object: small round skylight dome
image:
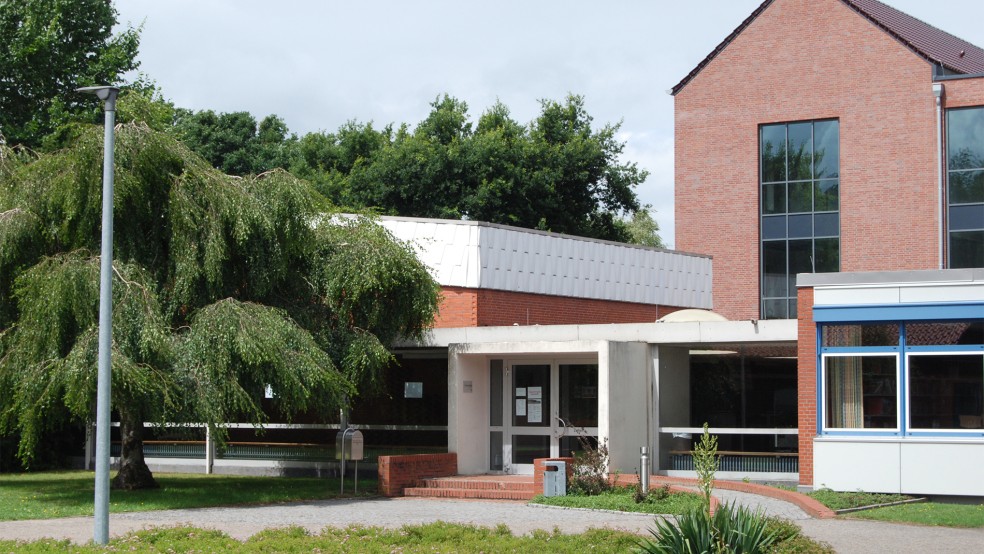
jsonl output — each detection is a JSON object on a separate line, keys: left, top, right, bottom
{"left": 657, "top": 309, "right": 728, "bottom": 323}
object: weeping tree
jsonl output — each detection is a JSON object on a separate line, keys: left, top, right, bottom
{"left": 0, "top": 118, "right": 441, "bottom": 489}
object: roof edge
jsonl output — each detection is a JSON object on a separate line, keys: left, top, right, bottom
{"left": 671, "top": 0, "right": 773, "bottom": 96}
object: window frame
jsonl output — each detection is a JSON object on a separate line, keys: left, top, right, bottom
{"left": 905, "top": 350, "right": 984, "bottom": 436}
{"left": 760, "top": 119, "right": 840, "bottom": 320}
{"left": 945, "top": 105, "right": 984, "bottom": 269}
{"left": 820, "top": 351, "right": 901, "bottom": 435}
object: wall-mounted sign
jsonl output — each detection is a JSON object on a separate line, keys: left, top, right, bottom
{"left": 404, "top": 382, "right": 423, "bottom": 398}
{"left": 516, "top": 399, "right": 527, "bottom": 416}
{"left": 463, "top": 380, "right": 473, "bottom": 393}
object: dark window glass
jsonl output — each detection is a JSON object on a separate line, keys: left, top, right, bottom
{"left": 950, "top": 170, "right": 984, "bottom": 204}
{"left": 761, "top": 120, "right": 839, "bottom": 318}
{"left": 762, "top": 216, "right": 786, "bottom": 239}
{"left": 560, "top": 364, "right": 598, "bottom": 428}
{"left": 814, "top": 238, "right": 839, "bottom": 272}
{"left": 907, "top": 321, "right": 984, "bottom": 346}
{"left": 763, "top": 299, "right": 787, "bottom": 319}
{"left": 814, "top": 120, "right": 840, "bottom": 178}
{"left": 763, "top": 241, "right": 787, "bottom": 299}
{"left": 947, "top": 108, "right": 984, "bottom": 170}
{"left": 788, "top": 123, "right": 813, "bottom": 180}
{"left": 947, "top": 107, "right": 984, "bottom": 269}
{"left": 762, "top": 183, "right": 786, "bottom": 214}
{"left": 909, "top": 354, "right": 984, "bottom": 430}
{"left": 951, "top": 230, "right": 984, "bottom": 268}
{"left": 788, "top": 239, "right": 813, "bottom": 295}
{"left": 822, "top": 323, "right": 900, "bottom": 347}
{"left": 788, "top": 182, "right": 812, "bottom": 213}
{"left": 815, "top": 179, "right": 839, "bottom": 212}
{"left": 814, "top": 213, "right": 839, "bottom": 238}
{"left": 950, "top": 204, "right": 984, "bottom": 231}
{"left": 761, "top": 125, "right": 786, "bottom": 182}
{"left": 824, "top": 355, "right": 897, "bottom": 429}
{"left": 512, "top": 435, "right": 550, "bottom": 464}
{"left": 788, "top": 214, "right": 812, "bottom": 238}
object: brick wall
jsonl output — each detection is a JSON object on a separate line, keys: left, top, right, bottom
{"left": 377, "top": 453, "right": 457, "bottom": 497}
{"left": 675, "top": 0, "right": 943, "bottom": 320}
{"left": 432, "top": 286, "right": 681, "bottom": 328}
{"left": 797, "top": 286, "right": 817, "bottom": 487}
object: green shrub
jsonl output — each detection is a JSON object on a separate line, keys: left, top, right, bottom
{"left": 637, "top": 503, "right": 784, "bottom": 554}
{"left": 569, "top": 436, "right": 613, "bottom": 496}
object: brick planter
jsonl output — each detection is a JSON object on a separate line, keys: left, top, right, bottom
{"left": 377, "top": 453, "right": 457, "bottom": 497}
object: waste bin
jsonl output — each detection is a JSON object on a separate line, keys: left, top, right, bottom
{"left": 543, "top": 461, "right": 566, "bottom": 497}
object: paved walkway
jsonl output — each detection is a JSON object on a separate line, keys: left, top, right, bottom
{"left": 2, "top": 491, "right": 984, "bottom": 552}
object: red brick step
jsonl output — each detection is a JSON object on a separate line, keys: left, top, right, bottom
{"left": 403, "top": 476, "right": 537, "bottom": 501}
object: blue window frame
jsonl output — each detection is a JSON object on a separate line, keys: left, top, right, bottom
{"left": 818, "top": 317, "right": 984, "bottom": 437}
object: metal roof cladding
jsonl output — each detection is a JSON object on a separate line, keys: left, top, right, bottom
{"left": 671, "top": 0, "right": 984, "bottom": 96}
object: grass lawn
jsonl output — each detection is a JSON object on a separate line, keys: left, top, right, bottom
{"left": 0, "top": 470, "right": 375, "bottom": 521}
{"left": 801, "top": 487, "right": 984, "bottom": 528}
{"left": 847, "top": 502, "right": 984, "bottom": 528}
{"left": 0, "top": 522, "right": 643, "bottom": 553}
{"left": 530, "top": 486, "right": 706, "bottom": 515}
{"left": 807, "top": 488, "right": 914, "bottom": 511}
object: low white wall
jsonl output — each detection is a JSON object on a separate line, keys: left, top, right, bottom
{"left": 815, "top": 438, "right": 984, "bottom": 496}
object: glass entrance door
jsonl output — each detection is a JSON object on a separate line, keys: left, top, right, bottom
{"left": 509, "top": 364, "right": 553, "bottom": 472}
{"left": 500, "top": 361, "right": 598, "bottom": 474}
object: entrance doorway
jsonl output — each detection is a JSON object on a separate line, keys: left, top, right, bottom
{"left": 490, "top": 360, "right": 598, "bottom": 474}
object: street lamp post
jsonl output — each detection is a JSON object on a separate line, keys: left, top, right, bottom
{"left": 76, "top": 85, "right": 119, "bottom": 546}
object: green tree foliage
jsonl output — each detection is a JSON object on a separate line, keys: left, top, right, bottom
{"left": 182, "top": 95, "right": 652, "bottom": 243}
{"left": 341, "top": 94, "right": 647, "bottom": 241}
{"left": 174, "top": 109, "right": 299, "bottom": 176}
{"left": 623, "top": 205, "right": 665, "bottom": 248}
{"left": 0, "top": 124, "right": 440, "bottom": 488}
{"left": 0, "top": 0, "right": 140, "bottom": 148}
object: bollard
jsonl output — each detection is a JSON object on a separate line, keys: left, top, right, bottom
{"left": 640, "top": 446, "right": 650, "bottom": 493}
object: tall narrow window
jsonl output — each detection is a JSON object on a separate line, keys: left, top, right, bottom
{"left": 947, "top": 107, "right": 984, "bottom": 269}
{"left": 760, "top": 120, "right": 840, "bottom": 319}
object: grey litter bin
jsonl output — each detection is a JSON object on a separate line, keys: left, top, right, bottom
{"left": 543, "top": 461, "right": 567, "bottom": 497}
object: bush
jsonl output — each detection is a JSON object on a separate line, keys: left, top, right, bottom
{"left": 569, "top": 436, "right": 613, "bottom": 496}
{"left": 637, "top": 503, "right": 785, "bottom": 554}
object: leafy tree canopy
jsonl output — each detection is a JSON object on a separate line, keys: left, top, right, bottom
{"left": 0, "top": 123, "right": 440, "bottom": 488}
{"left": 176, "top": 94, "right": 657, "bottom": 244}
{"left": 0, "top": 0, "right": 140, "bottom": 149}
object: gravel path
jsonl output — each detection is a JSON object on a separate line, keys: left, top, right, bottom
{"left": 2, "top": 493, "right": 984, "bottom": 552}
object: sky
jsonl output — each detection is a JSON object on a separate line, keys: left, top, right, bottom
{"left": 114, "top": 1, "right": 984, "bottom": 248}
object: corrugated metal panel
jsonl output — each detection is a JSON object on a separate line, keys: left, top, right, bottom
{"left": 381, "top": 217, "right": 712, "bottom": 309}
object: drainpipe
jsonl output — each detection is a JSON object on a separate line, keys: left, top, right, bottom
{"left": 933, "top": 82, "right": 945, "bottom": 269}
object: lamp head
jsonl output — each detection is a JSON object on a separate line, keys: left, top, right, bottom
{"left": 76, "top": 86, "right": 120, "bottom": 109}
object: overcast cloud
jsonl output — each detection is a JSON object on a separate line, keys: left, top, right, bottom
{"left": 114, "top": 1, "right": 984, "bottom": 248}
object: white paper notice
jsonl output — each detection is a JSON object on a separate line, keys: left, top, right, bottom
{"left": 516, "top": 399, "right": 527, "bottom": 416}
{"left": 516, "top": 387, "right": 527, "bottom": 397}
{"left": 527, "top": 387, "right": 543, "bottom": 422}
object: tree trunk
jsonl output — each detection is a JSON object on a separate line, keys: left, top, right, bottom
{"left": 111, "top": 412, "right": 158, "bottom": 490}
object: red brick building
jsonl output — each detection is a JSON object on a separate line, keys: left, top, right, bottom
{"left": 674, "top": 0, "right": 984, "bottom": 321}
{"left": 675, "top": 0, "right": 984, "bottom": 494}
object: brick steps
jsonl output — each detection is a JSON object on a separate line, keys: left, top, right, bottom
{"left": 403, "top": 477, "right": 537, "bottom": 501}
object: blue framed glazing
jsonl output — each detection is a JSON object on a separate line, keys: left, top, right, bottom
{"left": 816, "top": 312, "right": 984, "bottom": 438}
{"left": 819, "top": 352, "right": 902, "bottom": 436}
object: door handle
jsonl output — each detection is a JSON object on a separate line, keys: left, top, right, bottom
{"left": 554, "top": 416, "right": 568, "bottom": 438}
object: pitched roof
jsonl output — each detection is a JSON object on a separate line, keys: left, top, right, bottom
{"left": 671, "top": 0, "right": 984, "bottom": 95}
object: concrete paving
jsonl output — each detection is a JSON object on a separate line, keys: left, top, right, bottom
{"left": 2, "top": 491, "right": 984, "bottom": 552}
